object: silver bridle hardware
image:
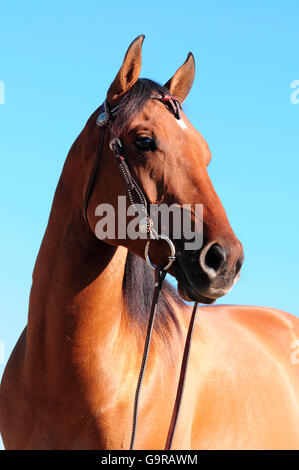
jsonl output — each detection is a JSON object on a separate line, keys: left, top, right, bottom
{"left": 109, "top": 137, "right": 122, "bottom": 151}
{"left": 145, "top": 234, "right": 176, "bottom": 272}
{"left": 109, "top": 138, "right": 176, "bottom": 273}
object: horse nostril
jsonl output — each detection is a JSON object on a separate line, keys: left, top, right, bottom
{"left": 202, "top": 243, "right": 226, "bottom": 275}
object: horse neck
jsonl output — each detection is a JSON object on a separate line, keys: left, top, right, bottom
{"left": 25, "top": 120, "right": 131, "bottom": 373}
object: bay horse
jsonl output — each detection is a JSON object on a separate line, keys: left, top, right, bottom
{"left": 0, "top": 35, "right": 299, "bottom": 450}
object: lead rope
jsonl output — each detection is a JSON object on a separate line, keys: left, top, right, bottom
{"left": 129, "top": 267, "right": 167, "bottom": 450}
{"left": 164, "top": 301, "right": 198, "bottom": 450}
{"left": 130, "top": 282, "right": 199, "bottom": 450}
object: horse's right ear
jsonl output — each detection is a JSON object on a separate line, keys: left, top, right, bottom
{"left": 107, "top": 35, "right": 145, "bottom": 107}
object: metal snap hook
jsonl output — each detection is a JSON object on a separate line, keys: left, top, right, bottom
{"left": 145, "top": 234, "right": 176, "bottom": 272}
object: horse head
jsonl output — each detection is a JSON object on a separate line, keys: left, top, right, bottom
{"left": 85, "top": 35, "right": 244, "bottom": 304}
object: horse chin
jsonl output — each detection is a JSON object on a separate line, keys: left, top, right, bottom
{"left": 177, "top": 281, "right": 216, "bottom": 304}
{"left": 171, "top": 258, "right": 216, "bottom": 304}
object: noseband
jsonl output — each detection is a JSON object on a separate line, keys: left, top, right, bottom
{"left": 83, "top": 93, "right": 199, "bottom": 450}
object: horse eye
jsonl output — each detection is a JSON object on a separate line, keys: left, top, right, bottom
{"left": 135, "top": 136, "right": 154, "bottom": 151}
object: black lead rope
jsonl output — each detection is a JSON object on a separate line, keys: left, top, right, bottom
{"left": 164, "top": 301, "right": 198, "bottom": 450}
{"left": 129, "top": 267, "right": 167, "bottom": 450}
{"left": 129, "top": 267, "right": 199, "bottom": 451}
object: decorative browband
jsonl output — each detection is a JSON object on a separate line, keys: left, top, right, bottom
{"left": 96, "top": 94, "right": 181, "bottom": 129}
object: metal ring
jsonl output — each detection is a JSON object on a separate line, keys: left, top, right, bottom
{"left": 145, "top": 234, "right": 176, "bottom": 271}
{"left": 109, "top": 137, "right": 122, "bottom": 151}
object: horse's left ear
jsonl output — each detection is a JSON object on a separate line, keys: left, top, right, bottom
{"left": 107, "top": 35, "right": 145, "bottom": 106}
{"left": 164, "top": 53, "right": 195, "bottom": 104}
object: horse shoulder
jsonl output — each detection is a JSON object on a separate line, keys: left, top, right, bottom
{"left": 179, "top": 305, "right": 299, "bottom": 449}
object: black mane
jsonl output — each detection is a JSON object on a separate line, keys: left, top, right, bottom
{"left": 122, "top": 251, "right": 185, "bottom": 341}
{"left": 111, "top": 78, "right": 175, "bottom": 135}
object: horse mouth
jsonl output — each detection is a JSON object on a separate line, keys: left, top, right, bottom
{"left": 171, "top": 260, "right": 216, "bottom": 304}
{"left": 178, "top": 281, "right": 216, "bottom": 304}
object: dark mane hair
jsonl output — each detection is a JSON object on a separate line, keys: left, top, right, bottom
{"left": 122, "top": 251, "right": 185, "bottom": 342}
{"left": 111, "top": 78, "right": 176, "bottom": 135}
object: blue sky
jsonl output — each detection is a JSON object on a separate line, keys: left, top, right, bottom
{"left": 0, "top": 0, "right": 299, "bottom": 448}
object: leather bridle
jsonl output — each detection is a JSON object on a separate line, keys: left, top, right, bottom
{"left": 83, "top": 94, "right": 199, "bottom": 450}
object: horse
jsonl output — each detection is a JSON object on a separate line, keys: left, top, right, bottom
{"left": 0, "top": 35, "right": 298, "bottom": 450}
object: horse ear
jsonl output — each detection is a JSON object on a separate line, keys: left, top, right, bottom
{"left": 107, "top": 35, "right": 145, "bottom": 106}
{"left": 164, "top": 53, "right": 195, "bottom": 104}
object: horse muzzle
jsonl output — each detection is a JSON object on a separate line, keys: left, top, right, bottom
{"left": 172, "top": 238, "right": 244, "bottom": 303}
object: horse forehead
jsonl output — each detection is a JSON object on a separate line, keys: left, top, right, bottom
{"left": 133, "top": 99, "right": 174, "bottom": 127}
{"left": 132, "top": 100, "right": 198, "bottom": 136}
{"left": 130, "top": 100, "right": 211, "bottom": 159}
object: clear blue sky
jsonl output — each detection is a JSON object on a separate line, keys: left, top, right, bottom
{"left": 0, "top": 0, "right": 298, "bottom": 448}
